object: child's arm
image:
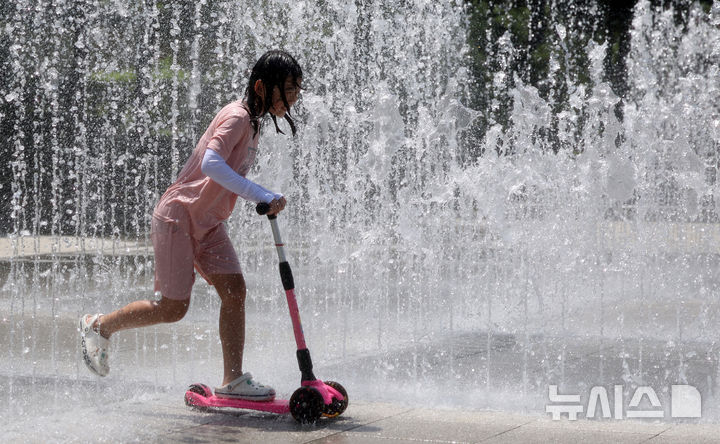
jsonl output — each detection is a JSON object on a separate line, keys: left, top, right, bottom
{"left": 201, "top": 149, "right": 282, "bottom": 203}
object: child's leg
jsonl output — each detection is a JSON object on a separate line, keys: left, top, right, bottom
{"left": 80, "top": 206, "right": 196, "bottom": 376}
{"left": 209, "top": 273, "right": 247, "bottom": 386}
{"left": 92, "top": 296, "right": 190, "bottom": 339}
{"left": 97, "top": 206, "right": 196, "bottom": 337}
{"left": 195, "top": 223, "right": 273, "bottom": 398}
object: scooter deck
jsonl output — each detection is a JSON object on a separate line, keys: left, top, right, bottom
{"left": 185, "top": 389, "right": 290, "bottom": 414}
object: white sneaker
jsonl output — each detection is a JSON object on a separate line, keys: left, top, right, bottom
{"left": 79, "top": 314, "right": 110, "bottom": 377}
{"left": 214, "top": 373, "right": 276, "bottom": 401}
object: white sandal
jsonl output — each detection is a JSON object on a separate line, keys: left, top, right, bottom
{"left": 79, "top": 314, "right": 110, "bottom": 377}
{"left": 214, "top": 372, "right": 276, "bottom": 401}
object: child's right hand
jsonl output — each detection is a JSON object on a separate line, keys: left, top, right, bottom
{"left": 267, "top": 196, "right": 286, "bottom": 216}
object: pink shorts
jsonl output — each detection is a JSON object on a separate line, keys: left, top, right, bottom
{"left": 151, "top": 204, "right": 242, "bottom": 300}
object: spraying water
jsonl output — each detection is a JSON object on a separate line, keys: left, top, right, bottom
{"left": 1, "top": 0, "right": 719, "bottom": 437}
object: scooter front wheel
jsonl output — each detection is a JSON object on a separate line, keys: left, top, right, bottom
{"left": 289, "top": 386, "right": 323, "bottom": 423}
{"left": 322, "top": 381, "right": 348, "bottom": 418}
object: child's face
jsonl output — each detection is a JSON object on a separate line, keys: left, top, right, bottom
{"left": 268, "top": 76, "right": 302, "bottom": 118}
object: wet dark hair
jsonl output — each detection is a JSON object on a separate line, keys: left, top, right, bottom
{"left": 244, "top": 50, "right": 302, "bottom": 137}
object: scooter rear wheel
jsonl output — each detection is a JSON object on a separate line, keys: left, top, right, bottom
{"left": 289, "top": 386, "right": 323, "bottom": 423}
{"left": 184, "top": 383, "right": 212, "bottom": 412}
{"left": 187, "top": 383, "right": 213, "bottom": 397}
{"left": 322, "top": 381, "right": 349, "bottom": 418}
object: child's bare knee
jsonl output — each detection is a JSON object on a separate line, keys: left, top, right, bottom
{"left": 156, "top": 298, "right": 189, "bottom": 323}
{"left": 212, "top": 274, "right": 247, "bottom": 302}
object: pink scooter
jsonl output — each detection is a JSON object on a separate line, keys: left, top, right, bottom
{"left": 184, "top": 203, "right": 348, "bottom": 423}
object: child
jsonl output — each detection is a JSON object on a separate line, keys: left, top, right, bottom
{"left": 79, "top": 49, "right": 303, "bottom": 401}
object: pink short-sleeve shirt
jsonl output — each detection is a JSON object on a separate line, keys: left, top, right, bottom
{"left": 154, "top": 101, "right": 259, "bottom": 239}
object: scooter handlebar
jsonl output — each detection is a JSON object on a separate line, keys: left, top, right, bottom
{"left": 255, "top": 202, "right": 277, "bottom": 219}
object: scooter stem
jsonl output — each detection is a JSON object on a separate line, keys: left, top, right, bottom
{"left": 258, "top": 205, "right": 317, "bottom": 382}
{"left": 268, "top": 217, "right": 288, "bottom": 263}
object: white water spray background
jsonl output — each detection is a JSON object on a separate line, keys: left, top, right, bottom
{"left": 1, "top": 0, "right": 720, "bottom": 430}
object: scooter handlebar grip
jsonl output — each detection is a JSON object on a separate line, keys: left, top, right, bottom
{"left": 255, "top": 202, "right": 277, "bottom": 220}
{"left": 256, "top": 202, "right": 270, "bottom": 215}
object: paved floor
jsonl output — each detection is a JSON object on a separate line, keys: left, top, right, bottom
{"left": 4, "top": 300, "right": 720, "bottom": 443}
{"left": 4, "top": 312, "right": 720, "bottom": 443}
{"left": 159, "top": 402, "right": 720, "bottom": 444}
{"left": 7, "top": 390, "right": 720, "bottom": 444}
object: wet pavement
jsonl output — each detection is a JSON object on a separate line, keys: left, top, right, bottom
{"left": 4, "top": 311, "right": 720, "bottom": 443}
{"left": 7, "top": 391, "right": 720, "bottom": 443}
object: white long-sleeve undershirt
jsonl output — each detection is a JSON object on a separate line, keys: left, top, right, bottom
{"left": 200, "top": 149, "right": 281, "bottom": 203}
